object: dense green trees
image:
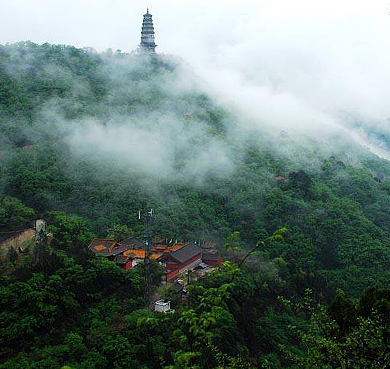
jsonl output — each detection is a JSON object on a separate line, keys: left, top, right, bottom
{"left": 0, "top": 195, "right": 34, "bottom": 231}
{"left": 286, "top": 288, "right": 390, "bottom": 368}
{"left": 2, "top": 41, "right": 390, "bottom": 367}
{"left": 0, "top": 255, "right": 147, "bottom": 368}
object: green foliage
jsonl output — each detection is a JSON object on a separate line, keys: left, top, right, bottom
{"left": 0, "top": 195, "right": 35, "bottom": 231}
{"left": 225, "top": 231, "right": 242, "bottom": 263}
{"left": 46, "top": 211, "right": 95, "bottom": 255}
{"left": 106, "top": 223, "right": 133, "bottom": 241}
{"left": 2, "top": 41, "right": 390, "bottom": 368}
{"left": 286, "top": 288, "right": 390, "bottom": 368}
{"left": 6, "top": 247, "right": 18, "bottom": 263}
{"left": 0, "top": 253, "right": 148, "bottom": 367}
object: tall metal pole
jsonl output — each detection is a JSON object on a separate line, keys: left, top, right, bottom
{"left": 139, "top": 209, "right": 153, "bottom": 308}
{"left": 145, "top": 209, "right": 153, "bottom": 261}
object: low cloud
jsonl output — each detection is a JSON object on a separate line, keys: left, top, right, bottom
{"left": 2, "top": 0, "right": 390, "bottom": 166}
{"left": 67, "top": 113, "right": 234, "bottom": 183}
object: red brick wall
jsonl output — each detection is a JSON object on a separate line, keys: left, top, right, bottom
{"left": 166, "top": 253, "right": 201, "bottom": 281}
{"left": 203, "top": 257, "right": 223, "bottom": 267}
{"left": 123, "top": 261, "right": 133, "bottom": 271}
{"left": 179, "top": 253, "right": 201, "bottom": 269}
{"left": 167, "top": 268, "right": 179, "bottom": 280}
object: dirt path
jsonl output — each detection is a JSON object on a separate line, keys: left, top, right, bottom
{"left": 148, "top": 291, "right": 161, "bottom": 310}
{"left": 0, "top": 229, "right": 35, "bottom": 258}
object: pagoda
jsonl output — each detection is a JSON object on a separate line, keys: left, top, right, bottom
{"left": 139, "top": 9, "right": 157, "bottom": 53}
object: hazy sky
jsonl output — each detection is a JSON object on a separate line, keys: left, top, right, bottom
{"left": 2, "top": 0, "right": 390, "bottom": 148}
{"left": 1, "top": 0, "right": 388, "bottom": 54}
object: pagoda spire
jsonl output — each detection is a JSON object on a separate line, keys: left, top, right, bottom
{"left": 139, "top": 9, "right": 157, "bottom": 53}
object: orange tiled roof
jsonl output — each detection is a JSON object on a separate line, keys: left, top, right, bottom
{"left": 123, "top": 249, "right": 146, "bottom": 258}
{"left": 169, "top": 243, "right": 185, "bottom": 252}
{"left": 149, "top": 243, "right": 185, "bottom": 254}
{"left": 94, "top": 244, "right": 106, "bottom": 252}
{"left": 123, "top": 249, "right": 162, "bottom": 260}
{"left": 88, "top": 238, "right": 120, "bottom": 257}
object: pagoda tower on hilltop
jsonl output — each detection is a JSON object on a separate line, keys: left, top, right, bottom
{"left": 139, "top": 9, "right": 157, "bottom": 53}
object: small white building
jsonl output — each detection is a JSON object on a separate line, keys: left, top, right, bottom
{"left": 155, "top": 300, "right": 171, "bottom": 313}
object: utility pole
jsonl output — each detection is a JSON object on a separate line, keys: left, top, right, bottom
{"left": 139, "top": 209, "right": 153, "bottom": 307}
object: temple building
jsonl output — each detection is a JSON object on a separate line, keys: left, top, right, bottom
{"left": 88, "top": 237, "right": 222, "bottom": 277}
{"left": 139, "top": 9, "right": 157, "bottom": 53}
{"left": 159, "top": 243, "right": 202, "bottom": 281}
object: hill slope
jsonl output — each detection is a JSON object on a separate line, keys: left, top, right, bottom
{"left": 3, "top": 41, "right": 390, "bottom": 369}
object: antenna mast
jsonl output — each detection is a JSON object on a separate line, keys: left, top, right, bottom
{"left": 138, "top": 209, "right": 154, "bottom": 308}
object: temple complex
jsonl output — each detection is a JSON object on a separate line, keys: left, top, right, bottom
{"left": 88, "top": 237, "right": 223, "bottom": 279}
{"left": 139, "top": 9, "right": 157, "bottom": 53}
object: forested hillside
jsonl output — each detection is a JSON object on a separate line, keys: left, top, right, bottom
{"left": 1, "top": 42, "right": 390, "bottom": 368}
